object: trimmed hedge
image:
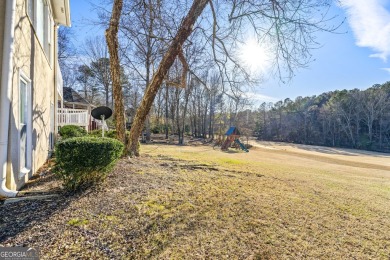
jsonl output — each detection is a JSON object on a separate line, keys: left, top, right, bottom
{"left": 59, "top": 125, "right": 87, "bottom": 139}
{"left": 89, "top": 129, "right": 117, "bottom": 139}
{"left": 89, "top": 129, "right": 132, "bottom": 141}
{"left": 55, "top": 137, "right": 124, "bottom": 191}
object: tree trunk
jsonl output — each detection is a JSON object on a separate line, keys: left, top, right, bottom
{"left": 105, "top": 0, "right": 125, "bottom": 144}
{"left": 180, "top": 97, "right": 190, "bottom": 144}
{"left": 210, "top": 95, "right": 216, "bottom": 140}
{"left": 127, "top": 0, "right": 210, "bottom": 156}
{"left": 165, "top": 84, "right": 169, "bottom": 139}
{"left": 105, "top": 86, "right": 110, "bottom": 107}
{"left": 145, "top": 34, "right": 152, "bottom": 142}
{"left": 178, "top": 83, "right": 191, "bottom": 145}
{"left": 175, "top": 91, "right": 182, "bottom": 144}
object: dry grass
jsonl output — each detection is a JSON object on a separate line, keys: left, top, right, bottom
{"left": 1, "top": 143, "right": 390, "bottom": 259}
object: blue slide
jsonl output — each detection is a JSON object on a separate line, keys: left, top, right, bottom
{"left": 234, "top": 139, "right": 249, "bottom": 152}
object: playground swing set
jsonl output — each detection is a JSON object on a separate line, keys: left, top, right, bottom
{"left": 221, "top": 126, "right": 249, "bottom": 152}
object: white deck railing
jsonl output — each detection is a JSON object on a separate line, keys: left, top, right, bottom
{"left": 57, "top": 108, "right": 89, "bottom": 127}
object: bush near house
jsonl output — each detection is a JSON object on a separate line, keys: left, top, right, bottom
{"left": 89, "top": 129, "right": 118, "bottom": 139}
{"left": 59, "top": 125, "right": 87, "bottom": 139}
{"left": 55, "top": 137, "right": 124, "bottom": 191}
{"left": 89, "top": 129, "right": 132, "bottom": 144}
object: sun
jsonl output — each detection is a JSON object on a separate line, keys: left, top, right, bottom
{"left": 239, "top": 39, "right": 271, "bottom": 74}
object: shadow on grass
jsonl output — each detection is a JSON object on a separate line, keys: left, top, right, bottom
{"left": 0, "top": 173, "right": 89, "bottom": 244}
{"left": 0, "top": 194, "right": 68, "bottom": 243}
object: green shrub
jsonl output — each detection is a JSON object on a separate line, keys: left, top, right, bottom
{"left": 89, "top": 129, "right": 131, "bottom": 144}
{"left": 89, "top": 129, "right": 117, "bottom": 138}
{"left": 59, "top": 125, "right": 87, "bottom": 139}
{"left": 55, "top": 136, "right": 124, "bottom": 191}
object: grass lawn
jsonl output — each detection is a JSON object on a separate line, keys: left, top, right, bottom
{"left": 1, "top": 143, "right": 390, "bottom": 259}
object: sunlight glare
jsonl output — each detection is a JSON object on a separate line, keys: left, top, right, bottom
{"left": 239, "top": 39, "right": 271, "bottom": 75}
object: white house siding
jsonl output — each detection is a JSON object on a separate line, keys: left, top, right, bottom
{"left": 6, "top": 0, "right": 56, "bottom": 190}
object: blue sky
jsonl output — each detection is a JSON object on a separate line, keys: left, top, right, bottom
{"left": 69, "top": 0, "right": 390, "bottom": 104}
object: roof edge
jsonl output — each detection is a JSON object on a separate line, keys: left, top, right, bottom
{"left": 51, "top": 0, "right": 71, "bottom": 27}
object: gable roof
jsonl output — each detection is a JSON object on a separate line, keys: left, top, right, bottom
{"left": 63, "top": 87, "right": 89, "bottom": 105}
{"left": 225, "top": 126, "right": 240, "bottom": 136}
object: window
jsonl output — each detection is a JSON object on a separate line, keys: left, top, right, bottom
{"left": 27, "top": 0, "right": 34, "bottom": 18}
{"left": 26, "top": 0, "right": 53, "bottom": 63}
{"left": 19, "top": 71, "right": 32, "bottom": 178}
{"left": 45, "top": 6, "right": 53, "bottom": 63}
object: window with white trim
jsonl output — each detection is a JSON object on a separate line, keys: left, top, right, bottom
{"left": 26, "top": 0, "right": 53, "bottom": 64}
{"left": 19, "top": 71, "right": 32, "bottom": 178}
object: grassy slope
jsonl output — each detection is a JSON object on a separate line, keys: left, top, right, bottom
{"left": 1, "top": 144, "right": 390, "bottom": 259}
{"left": 139, "top": 145, "right": 390, "bottom": 259}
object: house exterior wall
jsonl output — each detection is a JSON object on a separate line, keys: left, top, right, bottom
{"left": 6, "top": 0, "right": 56, "bottom": 190}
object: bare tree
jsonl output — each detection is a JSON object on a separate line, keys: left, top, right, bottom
{"left": 58, "top": 27, "right": 77, "bottom": 89}
{"left": 106, "top": 0, "right": 126, "bottom": 144}
{"left": 76, "top": 64, "right": 97, "bottom": 103}
{"left": 359, "top": 87, "right": 388, "bottom": 144}
{"left": 84, "top": 37, "right": 113, "bottom": 107}
{"left": 102, "top": 0, "right": 340, "bottom": 155}
{"left": 127, "top": 0, "right": 210, "bottom": 156}
{"left": 58, "top": 27, "right": 76, "bottom": 69}
{"left": 120, "top": 0, "right": 168, "bottom": 142}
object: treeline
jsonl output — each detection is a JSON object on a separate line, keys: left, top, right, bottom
{"left": 256, "top": 82, "right": 390, "bottom": 152}
{"left": 146, "top": 74, "right": 255, "bottom": 144}
{"left": 57, "top": 1, "right": 390, "bottom": 153}
{"left": 58, "top": 27, "right": 256, "bottom": 145}
{"left": 59, "top": 24, "right": 390, "bottom": 152}
{"left": 60, "top": 22, "right": 390, "bottom": 153}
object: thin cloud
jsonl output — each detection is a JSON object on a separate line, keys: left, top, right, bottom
{"left": 339, "top": 0, "right": 390, "bottom": 61}
{"left": 381, "top": 67, "right": 390, "bottom": 73}
{"left": 245, "top": 92, "right": 279, "bottom": 103}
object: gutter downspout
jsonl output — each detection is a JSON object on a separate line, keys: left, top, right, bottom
{"left": 0, "top": 0, "right": 18, "bottom": 197}
{"left": 53, "top": 24, "right": 58, "bottom": 147}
